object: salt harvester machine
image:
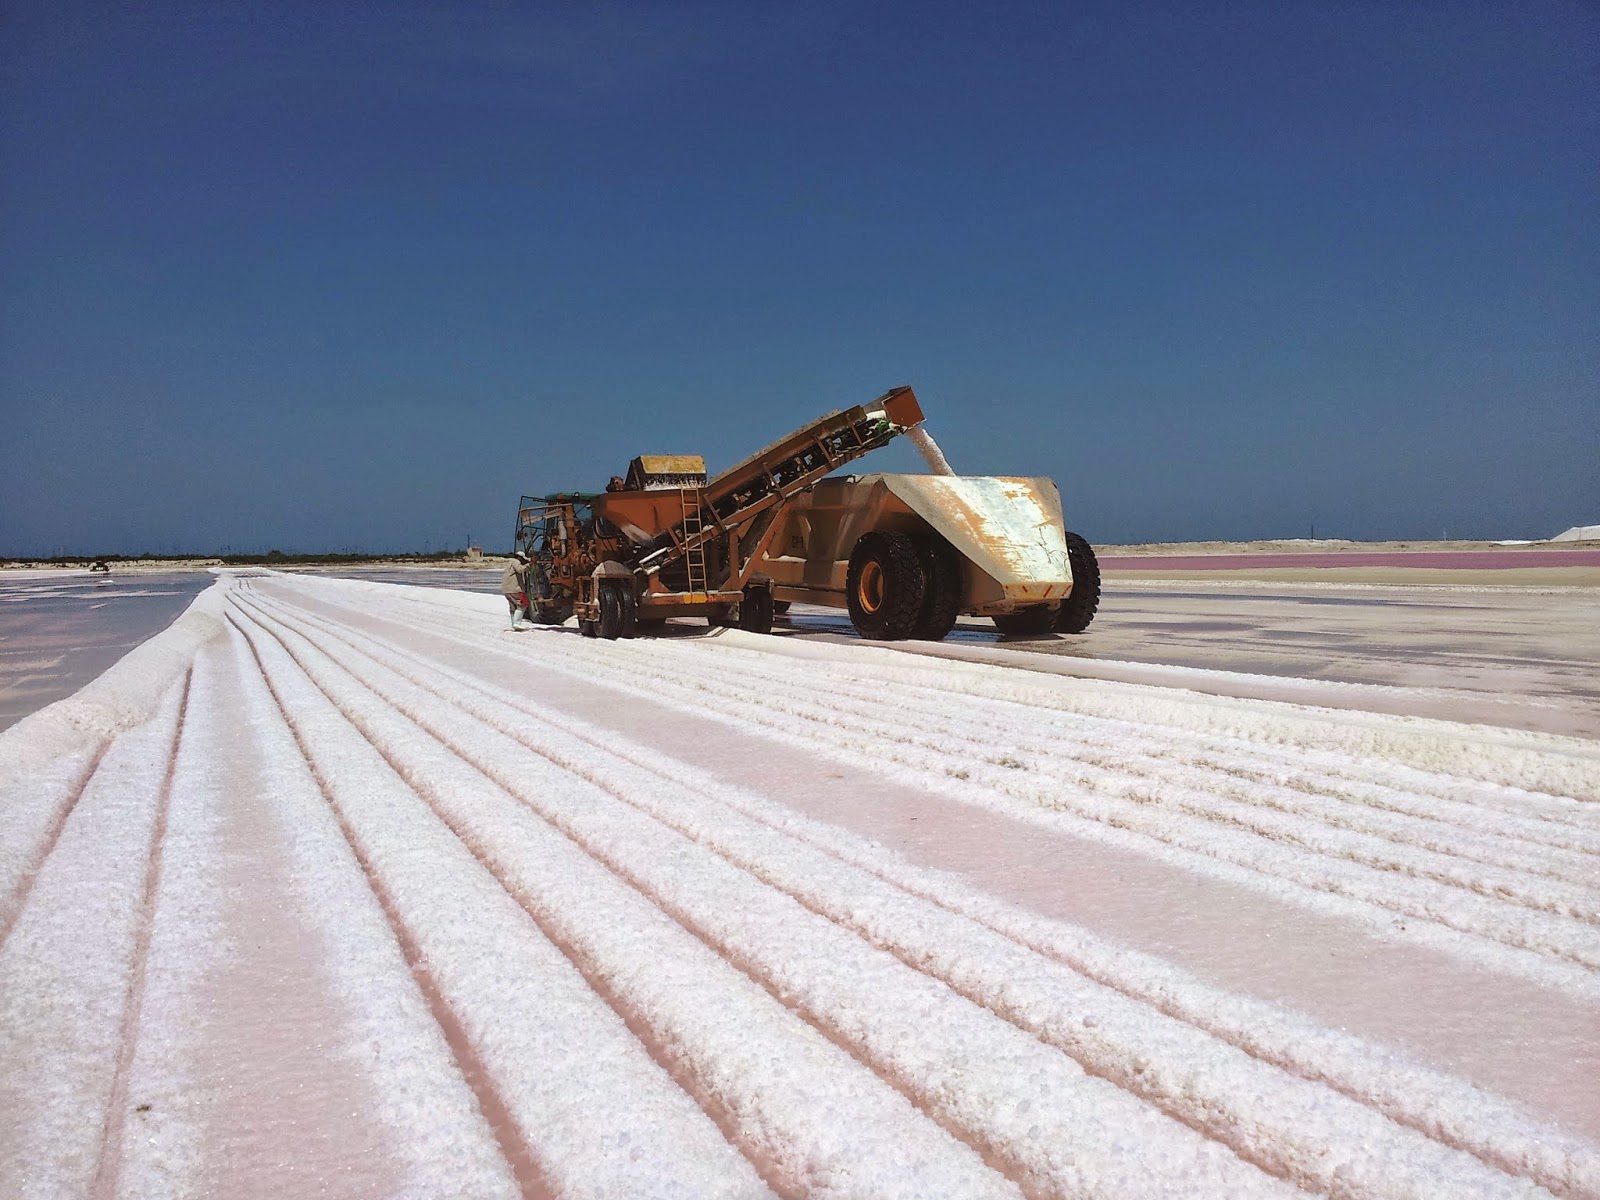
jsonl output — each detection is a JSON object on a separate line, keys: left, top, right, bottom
{"left": 512, "top": 386, "right": 1100, "bottom": 640}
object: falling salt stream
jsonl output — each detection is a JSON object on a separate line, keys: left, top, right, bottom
{"left": 908, "top": 424, "right": 956, "bottom": 475}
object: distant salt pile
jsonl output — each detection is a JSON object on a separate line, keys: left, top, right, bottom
{"left": 1551, "top": 524, "right": 1600, "bottom": 542}
{"left": 907, "top": 425, "right": 955, "bottom": 476}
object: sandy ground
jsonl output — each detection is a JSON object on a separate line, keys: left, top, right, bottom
{"left": 2, "top": 570, "right": 1597, "bottom": 1198}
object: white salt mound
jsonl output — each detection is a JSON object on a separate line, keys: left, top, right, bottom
{"left": 1550, "top": 524, "right": 1600, "bottom": 542}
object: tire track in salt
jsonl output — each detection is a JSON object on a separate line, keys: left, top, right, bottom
{"left": 232, "top": 595, "right": 1007, "bottom": 1200}
{"left": 239, "top": 587, "right": 1591, "bottom": 1200}
{"left": 236, "top": 589, "right": 1296, "bottom": 1200}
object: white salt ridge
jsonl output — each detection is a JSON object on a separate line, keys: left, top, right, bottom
{"left": 308, "top": 577, "right": 1599, "bottom": 997}
{"left": 234, "top": 597, "right": 1015, "bottom": 1199}
{"left": 238, "top": 592, "right": 1289, "bottom": 1198}
{"left": 108, "top": 643, "right": 233, "bottom": 1200}
{"left": 248, "top": 584, "right": 1599, "bottom": 1200}
{"left": 228, "top": 610, "right": 770, "bottom": 1199}
{"left": 591, "top": 632, "right": 1598, "bottom": 913}
{"left": 0, "top": 680, "right": 184, "bottom": 1199}
{"left": 222, "top": 627, "right": 521, "bottom": 1200}
{"left": 5, "top": 571, "right": 1597, "bottom": 1198}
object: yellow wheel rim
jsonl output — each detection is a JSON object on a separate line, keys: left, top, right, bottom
{"left": 858, "top": 560, "right": 884, "bottom": 614}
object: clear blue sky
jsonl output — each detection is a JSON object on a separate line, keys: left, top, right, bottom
{"left": 2, "top": 1, "right": 1595, "bottom": 554}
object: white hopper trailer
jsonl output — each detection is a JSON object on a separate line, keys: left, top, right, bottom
{"left": 754, "top": 470, "right": 1100, "bottom": 640}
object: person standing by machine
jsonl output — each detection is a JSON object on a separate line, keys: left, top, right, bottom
{"left": 501, "top": 551, "right": 532, "bottom": 630}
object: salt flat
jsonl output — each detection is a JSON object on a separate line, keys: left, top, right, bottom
{"left": 1, "top": 571, "right": 1597, "bottom": 1198}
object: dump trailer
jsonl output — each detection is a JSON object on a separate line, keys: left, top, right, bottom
{"left": 755, "top": 473, "right": 1100, "bottom": 639}
{"left": 512, "top": 385, "right": 1099, "bottom": 640}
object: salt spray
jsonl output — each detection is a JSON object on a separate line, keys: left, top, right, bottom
{"left": 907, "top": 425, "right": 955, "bottom": 476}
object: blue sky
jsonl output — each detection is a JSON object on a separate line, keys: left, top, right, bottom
{"left": 2, "top": 1, "right": 1595, "bottom": 553}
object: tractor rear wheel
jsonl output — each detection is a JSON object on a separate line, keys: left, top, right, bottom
{"left": 1053, "top": 532, "right": 1101, "bottom": 633}
{"left": 993, "top": 607, "right": 1056, "bottom": 636}
{"left": 846, "top": 531, "right": 925, "bottom": 640}
{"left": 738, "top": 585, "right": 775, "bottom": 634}
{"left": 910, "top": 534, "right": 962, "bottom": 641}
{"left": 597, "top": 582, "right": 635, "bottom": 640}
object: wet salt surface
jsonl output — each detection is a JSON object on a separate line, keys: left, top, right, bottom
{"left": 0, "top": 571, "right": 214, "bottom": 731}
{"left": 781, "top": 583, "right": 1600, "bottom": 737}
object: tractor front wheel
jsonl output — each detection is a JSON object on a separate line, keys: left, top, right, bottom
{"left": 846, "top": 531, "right": 926, "bottom": 641}
{"left": 738, "top": 585, "right": 775, "bottom": 634}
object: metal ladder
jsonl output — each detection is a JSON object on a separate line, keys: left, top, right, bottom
{"left": 679, "top": 487, "right": 707, "bottom": 594}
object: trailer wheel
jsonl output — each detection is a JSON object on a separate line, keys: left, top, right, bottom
{"left": 847, "top": 531, "right": 926, "bottom": 640}
{"left": 738, "top": 585, "right": 775, "bottom": 634}
{"left": 597, "top": 582, "right": 635, "bottom": 640}
{"left": 1054, "top": 532, "right": 1101, "bottom": 633}
{"left": 910, "top": 535, "right": 962, "bottom": 641}
{"left": 993, "top": 607, "right": 1055, "bottom": 636}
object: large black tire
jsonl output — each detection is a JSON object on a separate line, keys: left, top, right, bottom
{"left": 1054, "top": 532, "right": 1101, "bottom": 633}
{"left": 993, "top": 607, "right": 1056, "bottom": 636}
{"left": 910, "top": 535, "right": 962, "bottom": 641}
{"left": 846, "top": 531, "right": 926, "bottom": 640}
{"left": 597, "top": 582, "right": 635, "bottom": 640}
{"left": 738, "top": 585, "right": 775, "bottom": 634}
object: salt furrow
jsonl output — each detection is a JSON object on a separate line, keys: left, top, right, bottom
{"left": 247, "top": 578, "right": 1600, "bottom": 1193}
{"left": 0, "top": 740, "right": 104, "bottom": 946}
{"left": 108, "top": 636, "right": 413, "bottom": 1198}
{"left": 253, "top": 588, "right": 1596, "bottom": 1200}
{"left": 676, "top": 629, "right": 1600, "bottom": 799}
{"left": 294, "top": 576, "right": 1600, "bottom": 855}
{"left": 527, "top": 636, "right": 1600, "bottom": 974}
{"left": 97, "top": 647, "right": 228, "bottom": 1200}
{"left": 288, "top": 573, "right": 1598, "bottom": 837}
{"left": 550, "top": 632, "right": 1598, "bottom": 904}
{"left": 298, "top": 589, "right": 1596, "bottom": 991}
{"left": 0, "top": 678, "right": 185, "bottom": 1200}
{"left": 224, "top": 626, "right": 523, "bottom": 1200}
{"left": 657, "top": 643, "right": 1600, "bottom": 881}
{"left": 227, "top": 608, "right": 770, "bottom": 1200}
{"left": 240, "top": 595, "right": 1295, "bottom": 1200}
{"left": 232, "top": 599, "right": 1014, "bottom": 1200}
